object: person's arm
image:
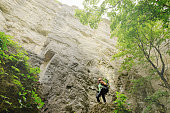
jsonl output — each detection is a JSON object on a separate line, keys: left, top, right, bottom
{"left": 100, "top": 80, "right": 107, "bottom": 86}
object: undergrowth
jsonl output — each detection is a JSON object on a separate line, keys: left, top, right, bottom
{"left": 0, "top": 32, "right": 44, "bottom": 113}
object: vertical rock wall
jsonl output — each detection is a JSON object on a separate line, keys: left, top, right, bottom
{"left": 0, "top": 0, "right": 169, "bottom": 113}
{"left": 0, "top": 0, "right": 118, "bottom": 112}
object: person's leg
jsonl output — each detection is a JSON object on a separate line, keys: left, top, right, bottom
{"left": 102, "top": 94, "right": 106, "bottom": 103}
{"left": 101, "top": 88, "right": 107, "bottom": 102}
{"left": 96, "top": 91, "right": 102, "bottom": 102}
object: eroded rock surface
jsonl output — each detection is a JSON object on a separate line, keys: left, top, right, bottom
{"left": 0, "top": 0, "right": 169, "bottom": 113}
{"left": 0, "top": 0, "right": 117, "bottom": 112}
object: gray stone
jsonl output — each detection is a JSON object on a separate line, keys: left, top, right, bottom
{"left": 0, "top": 0, "right": 169, "bottom": 113}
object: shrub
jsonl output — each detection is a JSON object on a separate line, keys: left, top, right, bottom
{"left": 0, "top": 32, "right": 44, "bottom": 113}
{"left": 113, "top": 92, "right": 131, "bottom": 113}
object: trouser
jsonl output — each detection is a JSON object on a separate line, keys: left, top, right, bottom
{"left": 96, "top": 88, "right": 108, "bottom": 103}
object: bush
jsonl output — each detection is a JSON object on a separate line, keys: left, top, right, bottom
{"left": 113, "top": 92, "right": 131, "bottom": 113}
{"left": 0, "top": 32, "right": 44, "bottom": 113}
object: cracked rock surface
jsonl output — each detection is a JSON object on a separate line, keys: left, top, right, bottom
{"left": 1, "top": 0, "right": 169, "bottom": 113}
{"left": 0, "top": 0, "right": 118, "bottom": 112}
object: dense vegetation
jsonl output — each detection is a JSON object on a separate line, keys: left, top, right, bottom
{"left": 113, "top": 92, "right": 131, "bottom": 113}
{"left": 0, "top": 32, "right": 44, "bottom": 113}
{"left": 75, "top": 0, "right": 169, "bottom": 89}
{"left": 75, "top": 0, "right": 169, "bottom": 112}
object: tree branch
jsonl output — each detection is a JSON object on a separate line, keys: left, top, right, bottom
{"left": 153, "top": 48, "right": 159, "bottom": 67}
{"left": 104, "top": 0, "right": 123, "bottom": 10}
{"left": 136, "top": 28, "right": 169, "bottom": 89}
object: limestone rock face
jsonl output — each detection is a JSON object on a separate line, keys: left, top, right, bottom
{"left": 0, "top": 0, "right": 117, "bottom": 112}
{"left": 1, "top": 0, "right": 169, "bottom": 113}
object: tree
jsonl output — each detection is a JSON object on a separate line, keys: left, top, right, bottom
{"left": 75, "top": 0, "right": 169, "bottom": 89}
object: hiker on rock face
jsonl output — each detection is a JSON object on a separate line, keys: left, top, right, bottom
{"left": 96, "top": 77, "right": 109, "bottom": 103}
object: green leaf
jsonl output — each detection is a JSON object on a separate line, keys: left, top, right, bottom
{"left": 23, "top": 96, "right": 26, "bottom": 102}
{"left": 21, "top": 74, "right": 25, "bottom": 76}
{"left": 13, "top": 75, "right": 18, "bottom": 79}
{"left": 0, "top": 95, "right": 9, "bottom": 99}
{"left": 13, "top": 79, "right": 22, "bottom": 87}
{"left": 11, "top": 66, "right": 20, "bottom": 72}
{"left": 8, "top": 56, "right": 14, "bottom": 61}
{"left": 4, "top": 100, "right": 12, "bottom": 105}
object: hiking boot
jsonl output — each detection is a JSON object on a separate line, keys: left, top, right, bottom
{"left": 98, "top": 102, "right": 102, "bottom": 104}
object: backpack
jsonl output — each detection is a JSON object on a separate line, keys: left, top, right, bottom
{"left": 103, "top": 78, "right": 110, "bottom": 89}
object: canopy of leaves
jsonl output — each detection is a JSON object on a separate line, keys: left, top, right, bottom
{"left": 0, "top": 32, "right": 44, "bottom": 113}
{"left": 75, "top": 0, "right": 169, "bottom": 88}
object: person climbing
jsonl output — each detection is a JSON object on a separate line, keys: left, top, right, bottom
{"left": 96, "top": 77, "right": 109, "bottom": 103}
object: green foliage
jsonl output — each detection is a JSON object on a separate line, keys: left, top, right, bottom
{"left": 129, "top": 75, "right": 169, "bottom": 112}
{"left": 129, "top": 76, "right": 152, "bottom": 94}
{"left": 144, "top": 90, "right": 169, "bottom": 113}
{"left": 75, "top": 0, "right": 106, "bottom": 28}
{"left": 113, "top": 92, "right": 131, "bottom": 113}
{"left": 0, "top": 32, "right": 10, "bottom": 51}
{"left": 76, "top": 0, "right": 170, "bottom": 88}
{"left": 0, "top": 32, "right": 44, "bottom": 113}
{"left": 145, "top": 90, "right": 169, "bottom": 103}
{"left": 32, "top": 90, "right": 44, "bottom": 109}
{"left": 129, "top": 77, "right": 145, "bottom": 94}
{"left": 55, "top": 0, "right": 59, "bottom": 3}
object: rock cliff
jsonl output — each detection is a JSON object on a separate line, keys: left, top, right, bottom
{"left": 0, "top": 0, "right": 169, "bottom": 113}
{"left": 0, "top": 0, "right": 117, "bottom": 112}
